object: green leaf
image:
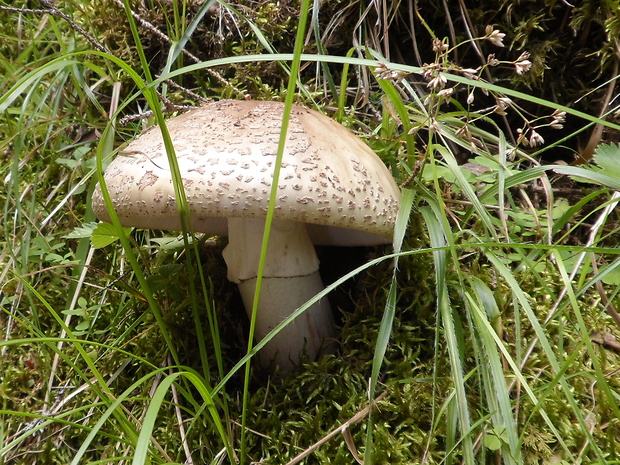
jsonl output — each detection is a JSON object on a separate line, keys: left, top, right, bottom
{"left": 55, "top": 157, "right": 80, "bottom": 169}
{"left": 484, "top": 434, "right": 502, "bottom": 451}
{"left": 484, "top": 426, "right": 508, "bottom": 451}
{"left": 91, "top": 222, "right": 133, "bottom": 249}
{"left": 64, "top": 222, "right": 99, "bottom": 239}
{"left": 593, "top": 143, "right": 620, "bottom": 178}
{"left": 75, "top": 321, "right": 91, "bottom": 332}
{"left": 149, "top": 236, "right": 195, "bottom": 250}
{"left": 601, "top": 264, "right": 620, "bottom": 285}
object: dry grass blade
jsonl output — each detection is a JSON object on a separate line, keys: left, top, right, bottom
{"left": 284, "top": 391, "right": 388, "bottom": 465}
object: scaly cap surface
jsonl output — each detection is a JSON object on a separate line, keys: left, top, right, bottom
{"left": 92, "top": 100, "right": 400, "bottom": 245}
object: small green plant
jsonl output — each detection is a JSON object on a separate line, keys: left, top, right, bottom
{"left": 61, "top": 296, "right": 109, "bottom": 336}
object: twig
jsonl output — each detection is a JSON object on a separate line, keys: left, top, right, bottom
{"left": 0, "top": 1, "right": 112, "bottom": 54}
{"left": 572, "top": 56, "right": 619, "bottom": 165}
{"left": 110, "top": 0, "right": 247, "bottom": 99}
{"left": 590, "top": 332, "right": 620, "bottom": 354}
{"left": 169, "top": 359, "right": 194, "bottom": 465}
{"left": 43, "top": 246, "right": 95, "bottom": 411}
{"left": 2, "top": 2, "right": 246, "bottom": 102}
{"left": 589, "top": 254, "right": 620, "bottom": 330}
{"left": 160, "top": 76, "right": 211, "bottom": 104}
{"left": 284, "top": 390, "right": 389, "bottom": 465}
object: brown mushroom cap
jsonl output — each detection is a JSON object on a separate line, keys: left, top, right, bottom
{"left": 92, "top": 99, "right": 400, "bottom": 245}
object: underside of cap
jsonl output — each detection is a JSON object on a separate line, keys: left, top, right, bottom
{"left": 92, "top": 100, "right": 400, "bottom": 246}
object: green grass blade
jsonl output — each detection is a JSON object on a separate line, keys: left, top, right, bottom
{"left": 364, "top": 188, "right": 413, "bottom": 465}
{"left": 239, "top": 1, "right": 313, "bottom": 462}
{"left": 132, "top": 370, "right": 232, "bottom": 465}
{"left": 464, "top": 276, "right": 521, "bottom": 463}
{"left": 421, "top": 201, "right": 475, "bottom": 464}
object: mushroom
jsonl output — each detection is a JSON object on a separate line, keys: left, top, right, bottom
{"left": 92, "top": 100, "right": 400, "bottom": 370}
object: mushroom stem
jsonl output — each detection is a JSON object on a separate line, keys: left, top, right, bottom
{"left": 222, "top": 218, "right": 335, "bottom": 369}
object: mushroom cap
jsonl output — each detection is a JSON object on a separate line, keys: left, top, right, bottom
{"left": 92, "top": 100, "right": 400, "bottom": 246}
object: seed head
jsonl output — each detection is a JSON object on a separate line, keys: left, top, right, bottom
{"left": 432, "top": 38, "right": 449, "bottom": 53}
{"left": 375, "top": 62, "right": 409, "bottom": 82}
{"left": 438, "top": 87, "right": 454, "bottom": 98}
{"left": 460, "top": 67, "right": 480, "bottom": 80}
{"left": 515, "top": 52, "right": 532, "bottom": 75}
{"left": 485, "top": 25, "right": 506, "bottom": 47}
{"left": 529, "top": 130, "right": 544, "bottom": 146}
{"left": 427, "top": 73, "right": 447, "bottom": 89}
{"left": 487, "top": 54, "right": 500, "bottom": 66}
{"left": 494, "top": 97, "right": 513, "bottom": 115}
{"left": 550, "top": 110, "right": 566, "bottom": 129}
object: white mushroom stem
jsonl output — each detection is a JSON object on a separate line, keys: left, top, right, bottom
{"left": 222, "top": 217, "right": 335, "bottom": 369}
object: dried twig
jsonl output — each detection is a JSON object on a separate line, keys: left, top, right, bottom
{"left": 590, "top": 332, "right": 620, "bottom": 354}
{"left": 110, "top": 0, "right": 246, "bottom": 99}
{"left": 572, "top": 56, "right": 619, "bottom": 165}
{"left": 284, "top": 390, "right": 389, "bottom": 465}
{"left": 0, "top": 1, "right": 112, "bottom": 54}
{"left": 2, "top": 1, "right": 247, "bottom": 103}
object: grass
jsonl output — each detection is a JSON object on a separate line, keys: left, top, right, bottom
{"left": 2, "top": 1, "right": 620, "bottom": 464}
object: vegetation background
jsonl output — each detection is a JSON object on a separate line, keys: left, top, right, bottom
{"left": 2, "top": 1, "right": 620, "bottom": 464}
